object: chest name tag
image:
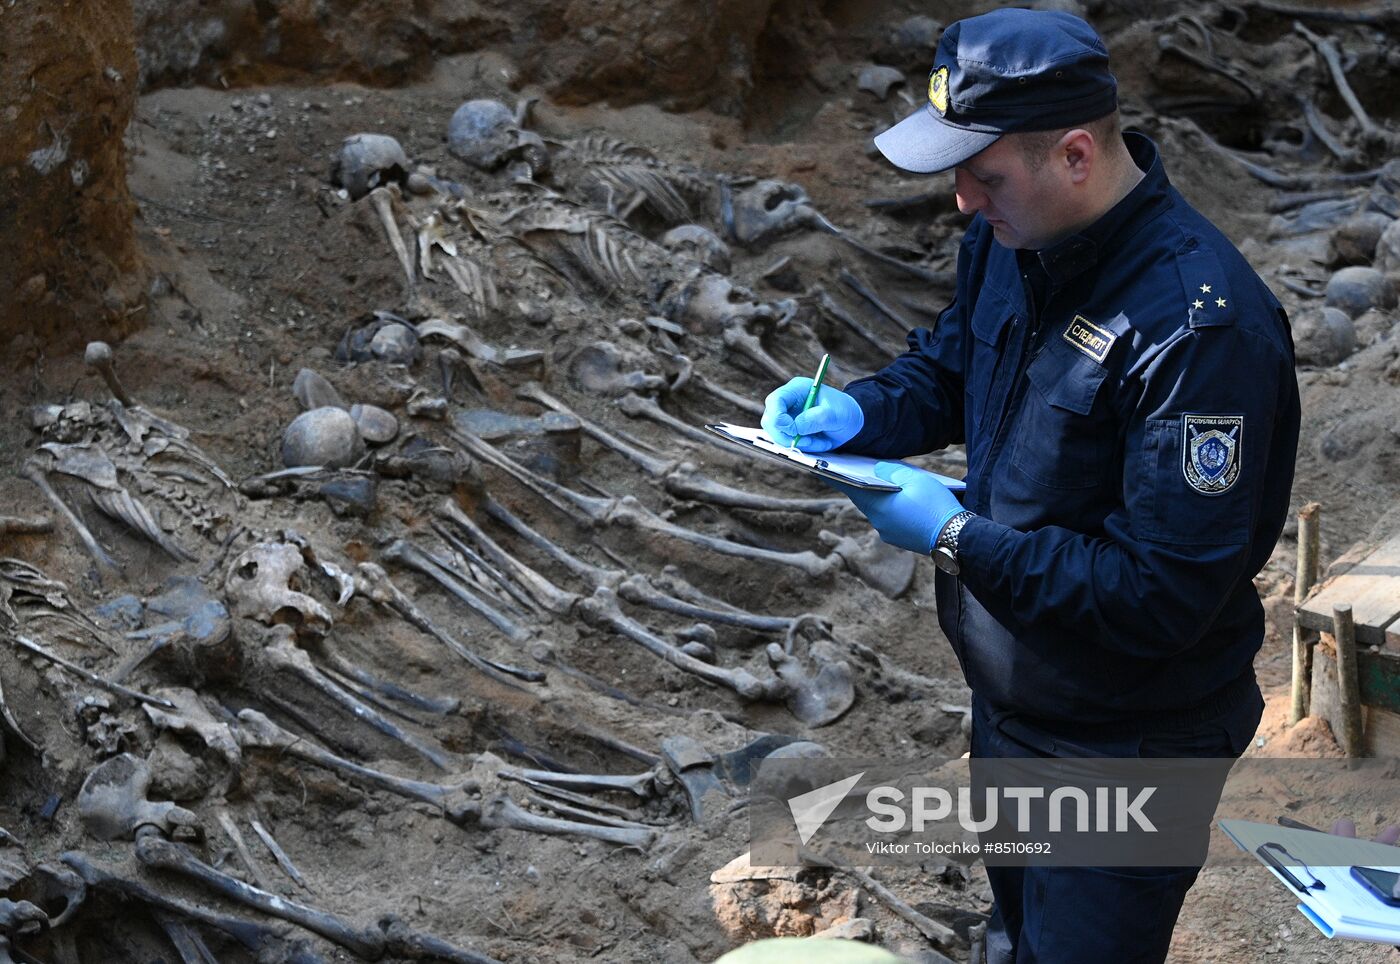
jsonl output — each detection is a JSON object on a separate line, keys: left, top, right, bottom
{"left": 1062, "top": 315, "right": 1115, "bottom": 363}
{"left": 1183, "top": 414, "right": 1243, "bottom": 495}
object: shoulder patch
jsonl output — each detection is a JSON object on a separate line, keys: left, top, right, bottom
{"left": 1062, "top": 314, "right": 1115, "bottom": 363}
{"left": 1175, "top": 242, "right": 1235, "bottom": 329}
{"left": 1182, "top": 414, "right": 1243, "bottom": 494}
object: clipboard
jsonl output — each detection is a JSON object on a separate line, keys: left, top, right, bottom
{"left": 1220, "top": 818, "right": 1400, "bottom": 944}
{"left": 704, "top": 423, "right": 966, "bottom": 494}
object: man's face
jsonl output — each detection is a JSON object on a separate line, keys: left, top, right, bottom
{"left": 952, "top": 135, "right": 1067, "bottom": 250}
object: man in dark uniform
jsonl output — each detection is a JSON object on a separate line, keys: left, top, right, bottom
{"left": 760, "top": 8, "right": 1300, "bottom": 962}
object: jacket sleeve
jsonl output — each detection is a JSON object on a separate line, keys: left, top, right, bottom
{"left": 838, "top": 239, "right": 973, "bottom": 458}
{"left": 955, "top": 321, "right": 1299, "bottom": 660}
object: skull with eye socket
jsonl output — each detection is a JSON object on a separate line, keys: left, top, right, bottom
{"left": 224, "top": 542, "right": 333, "bottom": 640}
{"left": 447, "top": 99, "right": 549, "bottom": 176}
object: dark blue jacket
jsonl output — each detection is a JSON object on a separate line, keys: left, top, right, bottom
{"left": 843, "top": 133, "right": 1300, "bottom": 726}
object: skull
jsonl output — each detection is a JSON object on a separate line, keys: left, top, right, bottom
{"left": 725, "top": 179, "right": 818, "bottom": 248}
{"left": 332, "top": 133, "right": 410, "bottom": 201}
{"left": 568, "top": 341, "right": 668, "bottom": 397}
{"left": 224, "top": 542, "right": 333, "bottom": 639}
{"left": 447, "top": 99, "right": 549, "bottom": 174}
{"left": 661, "top": 273, "right": 796, "bottom": 337}
{"left": 77, "top": 754, "right": 200, "bottom": 842}
{"left": 660, "top": 224, "right": 732, "bottom": 273}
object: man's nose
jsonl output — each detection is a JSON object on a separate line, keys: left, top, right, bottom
{"left": 954, "top": 168, "right": 983, "bottom": 215}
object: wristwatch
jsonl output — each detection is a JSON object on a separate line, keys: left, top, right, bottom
{"left": 930, "top": 510, "right": 976, "bottom": 575}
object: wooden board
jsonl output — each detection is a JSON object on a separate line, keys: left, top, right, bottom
{"left": 1297, "top": 531, "right": 1400, "bottom": 646}
{"left": 1309, "top": 641, "right": 1400, "bottom": 755}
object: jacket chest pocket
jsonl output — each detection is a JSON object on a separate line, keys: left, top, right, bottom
{"left": 1009, "top": 340, "right": 1114, "bottom": 490}
{"left": 967, "top": 292, "right": 1016, "bottom": 436}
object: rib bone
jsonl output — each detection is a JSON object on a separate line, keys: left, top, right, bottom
{"left": 21, "top": 461, "right": 120, "bottom": 581}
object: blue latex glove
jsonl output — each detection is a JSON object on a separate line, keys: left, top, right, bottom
{"left": 761, "top": 377, "right": 865, "bottom": 452}
{"left": 831, "top": 462, "right": 965, "bottom": 555}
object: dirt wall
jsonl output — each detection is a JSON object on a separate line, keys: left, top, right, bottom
{"left": 130, "top": 0, "right": 822, "bottom": 111}
{"left": 0, "top": 0, "right": 144, "bottom": 358}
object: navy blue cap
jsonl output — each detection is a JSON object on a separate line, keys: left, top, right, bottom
{"left": 875, "top": 8, "right": 1118, "bottom": 174}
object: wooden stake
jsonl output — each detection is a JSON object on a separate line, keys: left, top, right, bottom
{"left": 1334, "top": 604, "right": 1363, "bottom": 757}
{"left": 1291, "top": 503, "right": 1321, "bottom": 724}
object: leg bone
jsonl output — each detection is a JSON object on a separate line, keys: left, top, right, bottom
{"left": 382, "top": 539, "right": 532, "bottom": 643}
{"left": 578, "top": 587, "right": 781, "bottom": 702}
{"left": 60, "top": 851, "right": 323, "bottom": 962}
{"left": 84, "top": 341, "right": 135, "bottom": 406}
{"left": 352, "top": 562, "right": 542, "bottom": 686}
{"left": 481, "top": 795, "right": 654, "bottom": 849}
{"left": 261, "top": 632, "right": 454, "bottom": 771}
{"left": 435, "top": 500, "right": 580, "bottom": 616}
{"left": 368, "top": 186, "right": 416, "bottom": 287}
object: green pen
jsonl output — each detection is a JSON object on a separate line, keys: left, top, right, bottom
{"left": 790, "top": 353, "right": 831, "bottom": 449}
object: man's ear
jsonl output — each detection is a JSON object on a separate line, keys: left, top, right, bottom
{"left": 1058, "top": 128, "right": 1095, "bottom": 185}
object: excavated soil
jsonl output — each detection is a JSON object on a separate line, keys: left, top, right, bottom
{"left": 4, "top": 1, "right": 1400, "bottom": 962}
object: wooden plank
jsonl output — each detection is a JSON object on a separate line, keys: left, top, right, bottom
{"left": 1308, "top": 643, "right": 1400, "bottom": 754}
{"left": 1298, "top": 531, "right": 1400, "bottom": 644}
{"left": 1358, "top": 650, "right": 1400, "bottom": 715}
{"left": 1365, "top": 706, "right": 1400, "bottom": 757}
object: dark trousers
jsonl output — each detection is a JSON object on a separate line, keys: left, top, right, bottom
{"left": 971, "top": 687, "right": 1263, "bottom": 964}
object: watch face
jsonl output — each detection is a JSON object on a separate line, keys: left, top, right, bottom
{"left": 931, "top": 547, "right": 960, "bottom": 575}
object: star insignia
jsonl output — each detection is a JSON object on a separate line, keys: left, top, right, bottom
{"left": 1215, "top": 297, "right": 1227, "bottom": 308}
{"left": 1200, "top": 284, "right": 1212, "bottom": 293}
{"left": 1192, "top": 299, "right": 1205, "bottom": 309}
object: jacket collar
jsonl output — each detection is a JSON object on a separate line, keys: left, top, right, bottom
{"left": 1033, "top": 132, "right": 1171, "bottom": 287}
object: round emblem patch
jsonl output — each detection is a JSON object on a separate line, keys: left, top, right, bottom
{"left": 928, "top": 65, "right": 949, "bottom": 115}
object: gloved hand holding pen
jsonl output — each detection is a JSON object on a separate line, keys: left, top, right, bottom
{"left": 761, "top": 377, "right": 864, "bottom": 452}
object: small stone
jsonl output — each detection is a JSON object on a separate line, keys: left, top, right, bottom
{"left": 1353, "top": 308, "right": 1395, "bottom": 347}
{"left": 281, "top": 407, "right": 366, "bottom": 468}
{"left": 1291, "top": 305, "right": 1357, "bottom": 366}
{"left": 1375, "top": 218, "right": 1400, "bottom": 282}
{"left": 369, "top": 323, "right": 421, "bottom": 365}
{"left": 880, "top": 15, "right": 942, "bottom": 71}
{"left": 1329, "top": 211, "right": 1391, "bottom": 266}
{"left": 292, "top": 368, "right": 345, "bottom": 411}
{"left": 1324, "top": 266, "right": 1398, "bottom": 318}
{"left": 858, "top": 64, "right": 906, "bottom": 101}
{"left": 349, "top": 403, "right": 399, "bottom": 444}
{"left": 319, "top": 476, "right": 377, "bottom": 517}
